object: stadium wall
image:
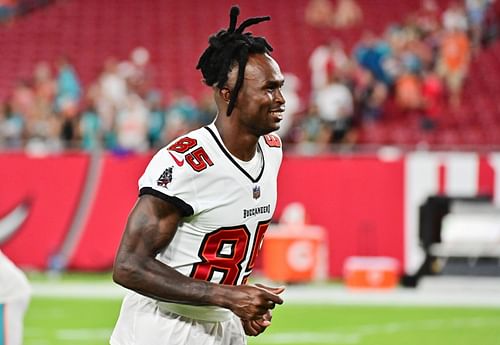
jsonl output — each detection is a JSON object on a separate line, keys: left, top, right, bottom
{"left": 0, "top": 151, "right": 498, "bottom": 277}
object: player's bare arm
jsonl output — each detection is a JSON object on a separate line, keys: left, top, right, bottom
{"left": 112, "top": 195, "right": 283, "bottom": 320}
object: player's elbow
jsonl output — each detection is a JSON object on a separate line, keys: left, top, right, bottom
{"left": 112, "top": 254, "right": 141, "bottom": 288}
{"left": 112, "top": 259, "right": 128, "bottom": 286}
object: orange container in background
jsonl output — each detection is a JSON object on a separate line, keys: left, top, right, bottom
{"left": 343, "top": 256, "right": 399, "bottom": 289}
{"left": 262, "top": 225, "right": 326, "bottom": 283}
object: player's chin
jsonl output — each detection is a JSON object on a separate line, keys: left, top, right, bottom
{"left": 258, "top": 120, "right": 281, "bottom": 136}
{"left": 268, "top": 119, "right": 281, "bottom": 132}
{"left": 261, "top": 124, "right": 279, "bottom": 136}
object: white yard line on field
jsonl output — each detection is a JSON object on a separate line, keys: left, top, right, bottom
{"left": 56, "top": 328, "right": 114, "bottom": 341}
{"left": 31, "top": 281, "right": 127, "bottom": 299}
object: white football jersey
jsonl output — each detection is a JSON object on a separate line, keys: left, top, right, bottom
{"left": 136, "top": 122, "right": 282, "bottom": 320}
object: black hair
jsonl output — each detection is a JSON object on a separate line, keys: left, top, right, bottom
{"left": 196, "top": 6, "right": 273, "bottom": 116}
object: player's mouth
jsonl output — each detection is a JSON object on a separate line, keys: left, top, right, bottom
{"left": 269, "top": 108, "right": 285, "bottom": 121}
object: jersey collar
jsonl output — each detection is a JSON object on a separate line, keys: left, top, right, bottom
{"left": 204, "top": 125, "right": 265, "bottom": 183}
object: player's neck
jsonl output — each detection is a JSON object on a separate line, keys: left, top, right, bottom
{"left": 214, "top": 118, "right": 258, "bottom": 161}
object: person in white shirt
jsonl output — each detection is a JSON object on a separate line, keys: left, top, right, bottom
{"left": 110, "top": 6, "right": 286, "bottom": 345}
{"left": 308, "top": 39, "right": 349, "bottom": 94}
{"left": 315, "top": 76, "right": 354, "bottom": 143}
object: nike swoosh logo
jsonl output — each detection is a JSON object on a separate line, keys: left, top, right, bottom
{"left": 0, "top": 202, "right": 29, "bottom": 244}
{"left": 168, "top": 151, "right": 185, "bottom": 167}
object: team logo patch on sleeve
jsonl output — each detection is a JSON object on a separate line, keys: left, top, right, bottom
{"left": 157, "top": 166, "right": 173, "bottom": 188}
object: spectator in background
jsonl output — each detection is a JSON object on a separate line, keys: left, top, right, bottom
{"left": 127, "top": 46, "right": 155, "bottom": 99}
{"left": 0, "top": 100, "right": 24, "bottom": 149}
{"left": 56, "top": 59, "right": 81, "bottom": 149}
{"left": 115, "top": 93, "right": 149, "bottom": 152}
{"left": 97, "top": 57, "right": 127, "bottom": 136}
{"left": 395, "top": 68, "right": 423, "bottom": 114}
{"left": 11, "top": 79, "right": 36, "bottom": 119}
{"left": 354, "top": 31, "right": 392, "bottom": 85}
{"left": 146, "top": 91, "right": 165, "bottom": 149}
{"left": 421, "top": 70, "right": 444, "bottom": 128}
{"left": 309, "top": 39, "right": 349, "bottom": 95}
{"left": 54, "top": 56, "right": 81, "bottom": 113}
{"left": 23, "top": 109, "right": 62, "bottom": 154}
{"left": 465, "top": 0, "right": 491, "bottom": 51}
{"left": 33, "top": 61, "right": 56, "bottom": 115}
{"left": 413, "top": 0, "right": 440, "bottom": 36}
{"left": 162, "top": 88, "right": 199, "bottom": 143}
{"left": 408, "top": 32, "right": 434, "bottom": 71}
{"left": 437, "top": 27, "right": 471, "bottom": 109}
{"left": 12, "top": 79, "right": 61, "bottom": 153}
{"left": 86, "top": 81, "right": 117, "bottom": 150}
{"left": 353, "top": 67, "right": 388, "bottom": 122}
{"left": 333, "top": 0, "right": 363, "bottom": 29}
{"left": 305, "top": 0, "right": 335, "bottom": 27}
{"left": 442, "top": 1, "right": 468, "bottom": 32}
{"left": 292, "top": 103, "right": 334, "bottom": 153}
{"left": 399, "top": 41, "right": 424, "bottom": 75}
{"left": 79, "top": 100, "right": 102, "bottom": 151}
{"left": 315, "top": 75, "right": 354, "bottom": 143}
{"left": 99, "top": 57, "right": 128, "bottom": 114}
{"left": 59, "top": 99, "right": 79, "bottom": 149}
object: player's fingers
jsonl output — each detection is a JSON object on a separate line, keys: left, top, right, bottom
{"left": 262, "top": 309, "right": 272, "bottom": 322}
{"left": 251, "top": 305, "right": 273, "bottom": 320}
{"left": 256, "top": 317, "right": 271, "bottom": 327}
{"left": 262, "top": 291, "right": 283, "bottom": 305}
{"left": 242, "top": 323, "right": 255, "bottom": 336}
{"left": 252, "top": 285, "right": 284, "bottom": 305}
{"left": 255, "top": 283, "right": 286, "bottom": 295}
{"left": 243, "top": 320, "right": 261, "bottom": 336}
{"left": 267, "top": 300, "right": 276, "bottom": 309}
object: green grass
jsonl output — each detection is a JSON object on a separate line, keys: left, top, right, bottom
{"left": 25, "top": 297, "right": 120, "bottom": 345}
{"left": 25, "top": 297, "right": 500, "bottom": 345}
{"left": 251, "top": 305, "right": 500, "bottom": 345}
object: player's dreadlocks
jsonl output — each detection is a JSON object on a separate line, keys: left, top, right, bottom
{"left": 196, "top": 6, "right": 273, "bottom": 116}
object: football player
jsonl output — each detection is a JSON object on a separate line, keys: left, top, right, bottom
{"left": 110, "top": 6, "right": 286, "bottom": 345}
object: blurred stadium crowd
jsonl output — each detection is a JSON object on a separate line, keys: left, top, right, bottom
{"left": 0, "top": 48, "right": 217, "bottom": 154}
{"left": 0, "top": 0, "right": 498, "bottom": 154}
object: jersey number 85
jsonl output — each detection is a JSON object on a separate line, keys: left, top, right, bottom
{"left": 189, "top": 220, "right": 270, "bottom": 285}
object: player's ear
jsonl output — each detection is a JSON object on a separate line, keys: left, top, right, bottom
{"left": 220, "top": 87, "right": 231, "bottom": 103}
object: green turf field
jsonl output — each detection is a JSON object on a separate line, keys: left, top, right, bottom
{"left": 25, "top": 297, "right": 500, "bottom": 345}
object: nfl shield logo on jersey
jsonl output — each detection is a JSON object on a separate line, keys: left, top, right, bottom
{"left": 157, "top": 166, "right": 173, "bottom": 188}
{"left": 253, "top": 185, "right": 261, "bottom": 199}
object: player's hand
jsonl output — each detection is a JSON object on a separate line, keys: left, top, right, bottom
{"left": 241, "top": 310, "right": 273, "bottom": 336}
{"left": 225, "top": 283, "right": 285, "bottom": 320}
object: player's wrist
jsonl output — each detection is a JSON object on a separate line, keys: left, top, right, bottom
{"left": 209, "top": 283, "right": 232, "bottom": 309}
